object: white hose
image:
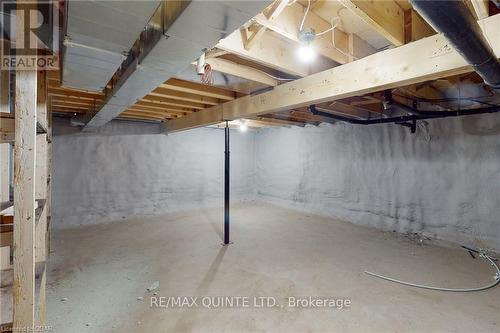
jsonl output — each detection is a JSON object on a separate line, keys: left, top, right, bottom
{"left": 365, "top": 251, "right": 500, "bottom": 292}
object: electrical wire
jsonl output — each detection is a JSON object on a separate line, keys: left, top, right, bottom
{"left": 365, "top": 250, "right": 500, "bottom": 292}
{"left": 298, "top": 2, "right": 357, "bottom": 61}
{"left": 329, "top": 16, "right": 358, "bottom": 60}
{"left": 261, "top": 71, "right": 296, "bottom": 81}
{"left": 315, "top": 16, "right": 340, "bottom": 36}
{"left": 299, "top": 0, "right": 311, "bottom": 31}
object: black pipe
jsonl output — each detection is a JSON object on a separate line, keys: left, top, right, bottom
{"left": 309, "top": 104, "right": 500, "bottom": 126}
{"left": 224, "top": 120, "right": 230, "bottom": 245}
{"left": 410, "top": 0, "right": 500, "bottom": 89}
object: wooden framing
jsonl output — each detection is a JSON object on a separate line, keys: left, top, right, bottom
{"left": 404, "top": 9, "right": 435, "bottom": 43}
{"left": 45, "top": 1, "right": 498, "bottom": 128}
{"left": 165, "top": 14, "right": 500, "bottom": 132}
{"left": 254, "top": 2, "right": 376, "bottom": 64}
{"left": 467, "top": 0, "right": 490, "bottom": 20}
{"left": 217, "top": 27, "right": 311, "bottom": 76}
{"left": 204, "top": 58, "right": 278, "bottom": 86}
{"left": 10, "top": 52, "right": 51, "bottom": 331}
{"left": 339, "top": 0, "right": 405, "bottom": 46}
{"left": 13, "top": 69, "right": 37, "bottom": 328}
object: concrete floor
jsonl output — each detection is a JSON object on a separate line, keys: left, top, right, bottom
{"left": 48, "top": 202, "right": 500, "bottom": 333}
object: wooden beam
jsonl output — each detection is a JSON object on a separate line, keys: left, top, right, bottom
{"left": 217, "top": 27, "right": 310, "bottom": 76}
{"left": 150, "top": 88, "right": 220, "bottom": 106}
{"left": 48, "top": 86, "right": 104, "bottom": 98}
{"left": 240, "top": 23, "right": 267, "bottom": 51}
{"left": 257, "top": 115, "right": 306, "bottom": 127}
{"left": 122, "top": 111, "right": 169, "bottom": 119}
{"left": 126, "top": 107, "right": 185, "bottom": 117}
{"left": 0, "top": 118, "right": 15, "bottom": 136}
{"left": 263, "top": 0, "right": 290, "bottom": 21}
{"left": 13, "top": 68, "right": 37, "bottom": 328}
{"left": 164, "top": 14, "right": 500, "bottom": 132}
{"left": 466, "top": 0, "right": 489, "bottom": 20}
{"left": 404, "top": 9, "right": 435, "bottom": 43}
{"left": 339, "top": 0, "right": 405, "bottom": 46}
{"left": 48, "top": 87, "right": 104, "bottom": 101}
{"left": 140, "top": 96, "right": 207, "bottom": 110}
{"left": 204, "top": 58, "right": 278, "bottom": 86}
{"left": 135, "top": 101, "right": 195, "bottom": 113}
{"left": 161, "top": 78, "right": 236, "bottom": 100}
{"left": 118, "top": 114, "right": 164, "bottom": 121}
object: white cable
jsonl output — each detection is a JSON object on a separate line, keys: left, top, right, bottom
{"left": 299, "top": 0, "right": 311, "bottom": 31}
{"left": 316, "top": 16, "right": 340, "bottom": 36}
{"left": 261, "top": 71, "right": 295, "bottom": 81}
{"left": 365, "top": 251, "right": 500, "bottom": 292}
{"left": 329, "top": 16, "right": 358, "bottom": 60}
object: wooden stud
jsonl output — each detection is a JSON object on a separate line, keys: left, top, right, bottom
{"left": 13, "top": 68, "right": 37, "bottom": 329}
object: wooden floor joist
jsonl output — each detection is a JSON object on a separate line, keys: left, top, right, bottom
{"left": 164, "top": 14, "right": 500, "bottom": 132}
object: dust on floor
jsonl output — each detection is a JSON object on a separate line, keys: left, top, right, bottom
{"left": 48, "top": 202, "right": 500, "bottom": 333}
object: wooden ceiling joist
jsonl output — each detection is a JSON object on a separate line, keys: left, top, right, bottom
{"left": 257, "top": 115, "right": 306, "bottom": 127}
{"left": 132, "top": 102, "right": 194, "bottom": 114}
{"left": 118, "top": 114, "right": 163, "bottom": 121}
{"left": 204, "top": 58, "right": 279, "bottom": 86}
{"left": 164, "top": 13, "right": 500, "bottom": 132}
{"left": 217, "top": 25, "right": 311, "bottom": 77}
{"left": 140, "top": 96, "right": 207, "bottom": 110}
{"left": 51, "top": 95, "right": 101, "bottom": 105}
{"left": 122, "top": 111, "right": 171, "bottom": 119}
{"left": 254, "top": 2, "right": 376, "bottom": 64}
{"left": 339, "top": 0, "right": 405, "bottom": 46}
{"left": 162, "top": 78, "right": 236, "bottom": 101}
{"left": 467, "top": 0, "right": 489, "bottom": 20}
{"left": 126, "top": 107, "right": 184, "bottom": 117}
{"left": 51, "top": 107, "right": 86, "bottom": 113}
{"left": 150, "top": 88, "right": 221, "bottom": 106}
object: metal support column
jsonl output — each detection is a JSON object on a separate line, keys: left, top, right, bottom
{"left": 223, "top": 120, "right": 231, "bottom": 245}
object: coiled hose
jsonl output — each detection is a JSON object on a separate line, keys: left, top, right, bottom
{"left": 365, "top": 249, "right": 500, "bottom": 292}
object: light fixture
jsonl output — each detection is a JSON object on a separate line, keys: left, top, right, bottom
{"left": 239, "top": 119, "right": 248, "bottom": 132}
{"left": 297, "top": 27, "right": 316, "bottom": 63}
{"left": 297, "top": 44, "right": 316, "bottom": 63}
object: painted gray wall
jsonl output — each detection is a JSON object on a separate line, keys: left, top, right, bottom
{"left": 52, "top": 120, "right": 255, "bottom": 227}
{"left": 255, "top": 114, "right": 500, "bottom": 250}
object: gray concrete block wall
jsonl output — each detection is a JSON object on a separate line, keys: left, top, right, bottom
{"left": 255, "top": 114, "right": 500, "bottom": 251}
{"left": 52, "top": 120, "right": 256, "bottom": 227}
{"left": 52, "top": 114, "right": 500, "bottom": 250}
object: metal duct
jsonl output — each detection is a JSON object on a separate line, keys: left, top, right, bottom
{"left": 62, "top": 1, "right": 161, "bottom": 91}
{"left": 84, "top": 1, "right": 271, "bottom": 130}
{"left": 410, "top": 0, "right": 500, "bottom": 89}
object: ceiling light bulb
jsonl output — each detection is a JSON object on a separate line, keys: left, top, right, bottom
{"left": 298, "top": 44, "right": 316, "bottom": 63}
{"left": 239, "top": 120, "right": 248, "bottom": 132}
